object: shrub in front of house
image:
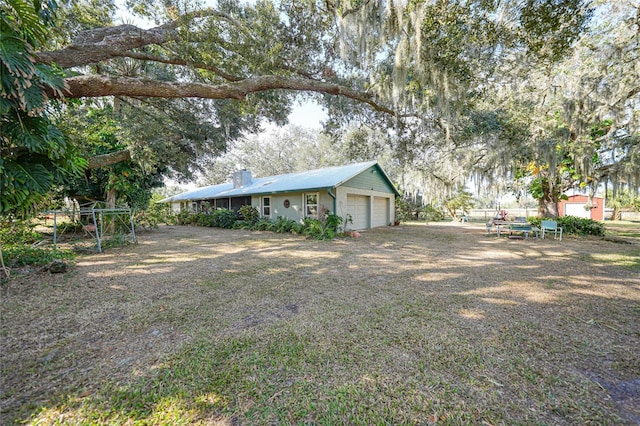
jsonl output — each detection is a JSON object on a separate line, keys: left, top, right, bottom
{"left": 238, "top": 205, "right": 260, "bottom": 224}
{"left": 272, "top": 216, "right": 297, "bottom": 233}
{"left": 211, "top": 209, "right": 237, "bottom": 229}
{"left": 176, "top": 211, "right": 195, "bottom": 225}
{"left": 195, "top": 213, "right": 215, "bottom": 227}
{"left": 176, "top": 210, "right": 342, "bottom": 239}
{"left": 303, "top": 213, "right": 343, "bottom": 240}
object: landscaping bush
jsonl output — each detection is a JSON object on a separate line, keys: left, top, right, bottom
{"left": 303, "top": 213, "right": 343, "bottom": 240}
{"left": 175, "top": 208, "right": 344, "bottom": 239}
{"left": 303, "top": 218, "right": 325, "bottom": 239}
{"left": 192, "top": 213, "right": 212, "bottom": 227}
{"left": 212, "top": 209, "right": 236, "bottom": 229}
{"left": 1, "top": 245, "right": 74, "bottom": 267}
{"left": 527, "top": 217, "right": 542, "bottom": 228}
{"left": 421, "top": 204, "right": 445, "bottom": 222}
{"left": 1, "top": 218, "right": 73, "bottom": 269}
{"left": 252, "top": 218, "right": 270, "bottom": 231}
{"left": 233, "top": 220, "right": 252, "bottom": 230}
{"left": 395, "top": 197, "right": 416, "bottom": 222}
{"left": 176, "top": 211, "right": 195, "bottom": 225}
{"left": 557, "top": 215, "right": 605, "bottom": 236}
{"left": 238, "top": 205, "right": 260, "bottom": 224}
{"left": 528, "top": 216, "right": 605, "bottom": 236}
{"left": 272, "top": 216, "right": 297, "bottom": 233}
{"left": 0, "top": 219, "right": 41, "bottom": 245}
{"left": 135, "top": 200, "right": 176, "bottom": 229}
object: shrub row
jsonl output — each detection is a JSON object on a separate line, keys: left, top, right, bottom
{"left": 176, "top": 207, "right": 344, "bottom": 240}
{"left": 527, "top": 215, "right": 605, "bottom": 236}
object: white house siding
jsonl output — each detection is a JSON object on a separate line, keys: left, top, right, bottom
{"left": 252, "top": 191, "right": 336, "bottom": 222}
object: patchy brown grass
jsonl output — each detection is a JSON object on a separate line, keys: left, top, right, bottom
{"left": 1, "top": 222, "right": 639, "bottom": 425}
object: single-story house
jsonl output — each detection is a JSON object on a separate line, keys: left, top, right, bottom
{"left": 558, "top": 194, "right": 605, "bottom": 221}
{"left": 160, "top": 161, "right": 400, "bottom": 230}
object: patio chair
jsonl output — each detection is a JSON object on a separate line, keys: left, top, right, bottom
{"left": 541, "top": 220, "right": 563, "bottom": 241}
{"left": 509, "top": 223, "right": 538, "bottom": 239}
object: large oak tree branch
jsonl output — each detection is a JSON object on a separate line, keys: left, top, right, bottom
{"left": 36, "top": 24, "right": 179, "bottom": 68}
{"left": 35, "top": 9, "right": 258, "bottom": 69}
{"left": 56, "top": 74, "right": 396, "bottom": 115}
{"left": 87, "top": 149, "right": 132, "bottom": 169}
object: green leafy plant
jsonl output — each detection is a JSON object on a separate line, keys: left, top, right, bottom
{"left": 1, "top": 218, "right": 73, "bottom": 268}
{"left": 135, "top": 195, "right": 176, "bottom": 230}
{"left": 272, "top": 217, "right": 297, "bottom": 233}
{"left": 421, "top": 204, "right": 445, "bottom": 222}
{"left": 0, "top": 218, "right": 41, "bottom": 245}
{"left": 303, "top": 213, "right": 343, "bottom": 240}
{"left": 394, "top": 197, "right": 416, "bottom": 223}
{"left": 238, "top": 205, "right": 260, "bottom": 224}
{"left": 1, "top": 0, "right": 86, "bottom": 214}
{"left": 212, "top": 209, "right": 236, "bottom": 229}
{"left": 195, "top": 213, "right": 214, "bottom": 227}
{"left": 557, "top": 215, "right": 605, "bottom": 236}
{"left": 442, "top": 187, "right": 475, "bottom": 221}
{"left": 1, "top": 245, "right": 74, "bottom": 268}
{"left": 175, "top": 208, "right": 346, "bottom": 239}
{"left": 176, "top": 211, "right": 195, "bottom": 225}
{"left": 530, "top": 216, "right": 605, "bottom": 237}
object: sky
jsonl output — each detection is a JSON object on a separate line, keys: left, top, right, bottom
{"left": 288, "top": 100, "right": 327, "bottom": 129}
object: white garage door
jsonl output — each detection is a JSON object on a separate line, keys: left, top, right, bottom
{"left": 347, "top": 194, "right": 369, "bottom": 229}
{"left": 372, "top": 197, "right": 389, "bottom": 227}
{"left": 565, "top": 203, "right": 590, "bottom": 218}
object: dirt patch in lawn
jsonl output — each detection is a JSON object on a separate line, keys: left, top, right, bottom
{"left": 1, "top": 223, "right": 639, "bottom": 425}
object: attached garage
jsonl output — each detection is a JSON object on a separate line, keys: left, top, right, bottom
{"left": 372, "top": 197, "right": 390, "bottom": 227}
{"left": 347, "top": 194, "right": 370, "bottom": 230}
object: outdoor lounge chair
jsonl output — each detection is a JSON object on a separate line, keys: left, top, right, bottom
{"left": 541, "top": 220, "right": 563, "bottom": 241}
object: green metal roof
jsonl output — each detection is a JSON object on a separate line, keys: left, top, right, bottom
{"left": 161, "top": 161, "right": 399, "bottom": 203}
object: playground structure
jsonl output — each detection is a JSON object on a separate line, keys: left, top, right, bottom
{"left": 43, "top": 202, "right": 136, "bottom": 253}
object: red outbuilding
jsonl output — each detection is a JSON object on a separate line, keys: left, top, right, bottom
{"left": 558, "top": 194, "right": 605, "bottom": 221}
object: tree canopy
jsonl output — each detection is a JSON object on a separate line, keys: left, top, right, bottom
{"left": 2, "top": 0, "right": 639, "bottom": 215}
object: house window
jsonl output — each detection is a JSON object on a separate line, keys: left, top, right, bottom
{"left": 262, "top": 196, "right": 271, "bottom": 217}
{"left": 215, "top": 198, "right": 229, "bottom": 210}
{"left": 304, "top": 193, "right": 318, "bottom": 217}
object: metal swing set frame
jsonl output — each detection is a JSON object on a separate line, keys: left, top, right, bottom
{"left": 43, "top": 202, "right": 137, "bottom": 253}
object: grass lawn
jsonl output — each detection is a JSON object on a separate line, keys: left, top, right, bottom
{"left": 605, "top": 220, "right": 640, "bottom": 241}
{"left": 1, "top": 222, "right": 639, "bottom": 425}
